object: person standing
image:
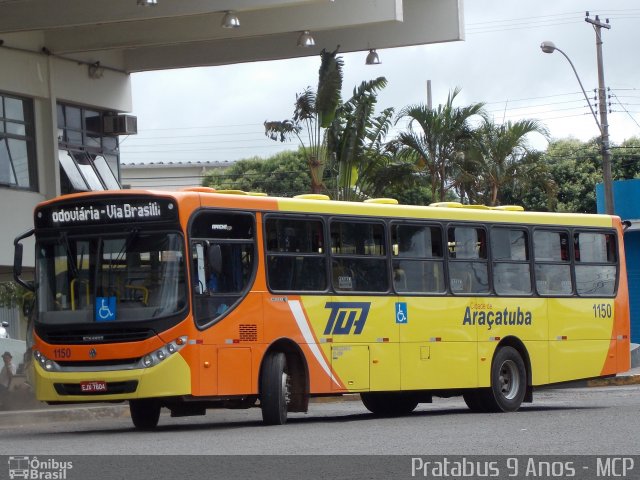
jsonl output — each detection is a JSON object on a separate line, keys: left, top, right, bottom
{"left": 0, "top": 351, "right": 16, "bottom": 394}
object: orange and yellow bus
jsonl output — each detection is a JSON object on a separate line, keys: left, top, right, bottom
{"left": 13, "top": 188, "right": 630, "bottom": 428}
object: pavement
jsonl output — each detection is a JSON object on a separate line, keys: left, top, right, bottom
{"left": 1, "top": 366, "right": 639, "bottom": 427}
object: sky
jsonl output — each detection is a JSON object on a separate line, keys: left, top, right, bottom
{"left": 119, "top": 0, "right": 640, "bottom": 166}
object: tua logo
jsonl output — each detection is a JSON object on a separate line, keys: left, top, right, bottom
{"left": 323, "top": 302, "right": 370, "bottom": 335}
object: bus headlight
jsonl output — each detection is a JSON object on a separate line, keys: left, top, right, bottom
{"left": 139, "top": 336, "right": 187, "bottom": 369}
{"left": 33, "top": 350, "right": 60, "bottom": 372}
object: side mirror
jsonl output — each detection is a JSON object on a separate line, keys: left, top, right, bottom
{"left": 1, "top": 321, "right": 8, "bottom": 328}
{"left": 207, "top": 244, "right": 223, "bottom": 274}
{"left": 14, "top": 229, "right": 35, "bottom": 292}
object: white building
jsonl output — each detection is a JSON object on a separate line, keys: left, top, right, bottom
{"left": 121, "top": 161, "right": 231, "bottom": 190}
{"left": 0, "top": 0, "right": 464, "bottom": 335}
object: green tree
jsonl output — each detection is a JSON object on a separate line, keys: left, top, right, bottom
{"left": 0, "top": 282, "right": 29, "bottom": 310}
{"left": 542, "top": 138, "right": 601, "bottom": 213}
{"left": 326, "top": 78, "right": 399, "bottom": 200}
{"left": 202, "top": 150, "right": 311, "bottom": 197}
{"left": 392, "top": 87, "right": 485, "bottom": 202}
{"left": 264, "top": 48, "right": 343, "bottom": 194}
{"left": 466, "top": 118, "right": 550, "bottom": 206}
{"left": 612, "top": 136, "right": 640, "bottom": 179}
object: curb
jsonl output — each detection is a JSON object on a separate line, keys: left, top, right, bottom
{"left": 586, "top": 374, "right": 640, "bottom": 387}
{"left": 0, "top": 404, "right": 129, "bottom": 427}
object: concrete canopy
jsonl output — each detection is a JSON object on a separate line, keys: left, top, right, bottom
{"left": 0, "top": 0, "right": 464, "bottom": 72}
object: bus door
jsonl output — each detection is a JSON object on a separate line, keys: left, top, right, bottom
{"left": 190, "top": 210, "right": 258, "bottom": 396}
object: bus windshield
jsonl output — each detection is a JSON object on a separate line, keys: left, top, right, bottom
{"left": 36, "top": 231, "right": 187, "bottom": 324}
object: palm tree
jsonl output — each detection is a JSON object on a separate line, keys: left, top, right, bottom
{"left": 392, "top": 87, "right": 485, "bottom": 202}
{"left": 264, "top": 48, "right": 343, "bottom": 194}
{"left": 326, "top": 77, "right": 392, "bottom": 200}
{"left": 468, "top": 118, "right": 550, "bottom": 206}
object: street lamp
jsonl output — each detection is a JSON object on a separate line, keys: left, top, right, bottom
{"left": 540, "top": 40, "right": 614, "bottom": 215}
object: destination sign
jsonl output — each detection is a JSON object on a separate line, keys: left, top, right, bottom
{"left": 35, "top": 197, "right": 179, "bottom": 228}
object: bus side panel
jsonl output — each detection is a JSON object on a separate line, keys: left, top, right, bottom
{"left": 193, "top": 292, "right": 264, "bottom": 396}
{"left": 263, "top": 294, "right": 336, "bottom": 394}
{"left": 399, "top": 297, "right": 477, "bottom": 390}
{"left": 548, "top": 298, "right": 613, "bottom": 383}
{"left": 323, "top": 296, "right": 398, "bottom": 393}
{"left": 613, "top": 222, "right": 631, "bottom": 374}
{"left": 474, "top": 297, "right": 549, "bottom": 387}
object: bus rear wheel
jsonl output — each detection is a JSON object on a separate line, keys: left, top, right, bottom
{"left": 488, "top": 346, "right": 527, "bottom": 412}
{"left": 260, "top": 352, "right": 290, "bottom": 425}
{"left": 462, "top": 389, "right": 491, "bottom": 412}
{"left": 129, "top": 399, "right": 161, "bottom": 430}
{"left": 464, "top": 347, "right": 527, "bottom": 413}
{"left": 361, "top": 392, "right": 418, "bottom": 417}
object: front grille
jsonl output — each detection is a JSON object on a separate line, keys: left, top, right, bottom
{"left": 54, "top": 381, "right": 138, "bottom": 396}
{"left": 42, "top": 329, "right": 155, "bottom": 345}
{"left": 57, "top": 358, "right": 140, "bottom": 368}
{"left": 239, "top": 324, "right": 258, "bottom": 342}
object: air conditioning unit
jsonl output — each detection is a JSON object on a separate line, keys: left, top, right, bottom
{"left": 102, "top": 114, "right": 138, "bottom": 135}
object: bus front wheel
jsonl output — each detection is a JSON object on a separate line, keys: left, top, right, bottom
{"left": 129, "top": 399, "right": 161, "bottom": 430}
{"left": 361, "top": 392, "right": 418, "bottom": 417}
{"left": 260, "top": 351, "right": 290, "bottom": 425}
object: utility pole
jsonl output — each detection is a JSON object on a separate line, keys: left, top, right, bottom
{"left": 586, "top": 12, "right": 614, "bottom": 215}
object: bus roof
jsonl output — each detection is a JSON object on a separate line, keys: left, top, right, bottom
{"left": 39, "top": 188, "right": 617, "bottom": 229}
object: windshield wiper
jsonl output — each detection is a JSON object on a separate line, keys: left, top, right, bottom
{"left": 59, "top": 232, "right": 79, "bottom": 279}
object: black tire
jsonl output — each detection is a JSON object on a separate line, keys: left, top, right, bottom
{"left": 129, "top": 399, "right": 161, "bottom": 430}
{"left": 486, "top": 346, "right": 527, "bottom": 412}
{"left": 260, "top": 352, "right": 290, "bottom": 425}
{"left": 462, "top": 388, "right": 491, "bottom": 413}
{"left": 361, "top": 392, "right": 418, "bottom": 417}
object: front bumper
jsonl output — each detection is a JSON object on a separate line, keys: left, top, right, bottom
{"left": 34, "top": 351, "right": 192, "bottom": 402}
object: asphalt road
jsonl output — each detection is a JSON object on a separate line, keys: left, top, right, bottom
{"left": 1, "top": 385, "right": 639, "bottom": 456}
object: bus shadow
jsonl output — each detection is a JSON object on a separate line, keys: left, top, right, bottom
{"left": 34, "top": 403, "right": 605, "bottom": 436}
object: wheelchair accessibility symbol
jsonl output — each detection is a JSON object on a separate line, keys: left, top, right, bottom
{"left": 96, "top": 296, "right": 116, "bottom": 322}
{"left": 395, "top": 302, "right": 408, "bottom": 324}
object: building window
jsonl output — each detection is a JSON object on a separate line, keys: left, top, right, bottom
{"left": 0, "top": 93, "right": 37, "bottom": 190}
{"left": 57, "top": 103, "right": 120, "bottom": 194}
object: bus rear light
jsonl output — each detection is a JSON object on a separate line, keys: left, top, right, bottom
{"left": 430, "top": 337, "right": 442, "bottom": 342}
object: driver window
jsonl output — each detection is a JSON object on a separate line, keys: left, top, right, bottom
{"left": 189, "top": 211, "right": 256, "bottom": 327}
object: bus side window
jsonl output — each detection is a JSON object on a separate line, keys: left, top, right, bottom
{"left": 533, "top": 230, "right": 572, "bottom": 296}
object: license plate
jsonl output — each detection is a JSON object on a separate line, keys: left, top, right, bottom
{"left": 80, "top": 381, "right": 107, "bottom": 393}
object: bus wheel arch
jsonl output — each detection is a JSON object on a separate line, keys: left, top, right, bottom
{"left": 259, "top": 339, "right": 309, "bottom": 424}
